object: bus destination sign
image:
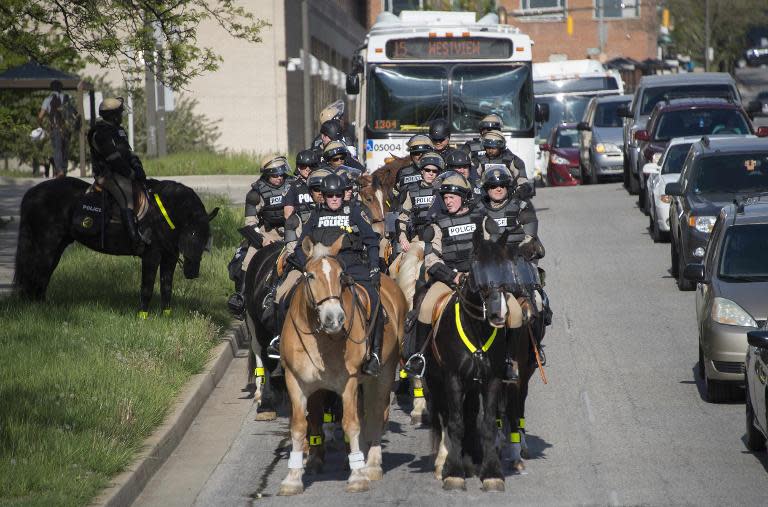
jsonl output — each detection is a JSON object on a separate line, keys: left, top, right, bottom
{"left": 386, "top": 38, "right": 512, "bottom": 60}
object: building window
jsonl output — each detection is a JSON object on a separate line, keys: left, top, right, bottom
{"left": 385, "top": 0, "right": 422, "bottom": 14}
{"left": 595, "top": 0, "right": 640, "bottom": 19}
{"left": 520, "top": 0, "right": 565, "bottom": 10}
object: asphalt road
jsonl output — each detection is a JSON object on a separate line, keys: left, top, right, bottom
{"left": 134, "top": 182, "right": 768, "bottom": 507}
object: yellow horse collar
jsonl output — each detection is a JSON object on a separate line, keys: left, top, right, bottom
{"left": 455, "top": 302, "right": 497, "bottom": 354}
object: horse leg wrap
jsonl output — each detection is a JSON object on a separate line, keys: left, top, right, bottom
{"left": 348, "top": 451, "right": 365, "bottom": 471}
{"left": 288, "top": 451, "right": 304, "bottom": 469}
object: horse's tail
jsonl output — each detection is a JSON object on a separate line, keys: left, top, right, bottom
{"left": 395, "top": 241, "right": 424, "bottom": 311}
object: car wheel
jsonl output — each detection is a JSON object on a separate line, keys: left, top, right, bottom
{"left": 580, "top": 162, "right": 590, "bottom": 185}
{"left": 677, "top": 244, "right": 695, "bottom": 291}
{"left": 623, "top": 155, "right": 630, "bottom": 190}
{"left": 628, "top": 170, "right": 640, "bottom": 195}
{"left": 589, "top": 162, "right": 599, "bottom": 185}
{"left": 746, "top": 389, "right": 767, "bottom": 451}
{"left": 670, "top": 239, "right": 679, "bottom": 278}
{"left": 698, "top": 344, "right": 705, "bottom": 379}
{"left": 638, "top": 186, "right": 648, "bottom": 215}
{"left": 650, "top": 210, "right": 662, "bottom": 243}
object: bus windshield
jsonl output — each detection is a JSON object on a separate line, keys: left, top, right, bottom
{"left": 367, "top": 64, "right": 532, "bottom": 133}
{"left": 534, "top": 76, "right": 618, "bottom": 95}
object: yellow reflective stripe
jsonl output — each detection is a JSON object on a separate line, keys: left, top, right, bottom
{"left": 323, "top": 412, "right": 334, "bottom": 423}
{"left": 509, "top": 432, "right": 521, "bottom": 443}
{"left": 137, "top": 311, "right": 148, "bottom": 320}
{"left": 413, "top": 387, "right": 424, "bottom": 398}
{"left": 455, "top": 302, "right": 497, "bottom": 353}
{"left": 154, "top": 194, "right": 175, "bottom": 230}
{"left": 254, "top": 367, "right": 265, "bottom": 376}
{"left": 399, "top": 369, "right": 408, "bottom": 379}
{"left": 519, "top": 418, "right": 526, "bottom": 429}
{"left": 309, "top": 435, "right": 323, "bottom": 446}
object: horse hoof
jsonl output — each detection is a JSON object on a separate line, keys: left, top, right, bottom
{"left": 277, "top": 482, "right": 304, "bottom": 496}
{"left": 512, "top": 460, "right": 526, "bottom": 473}
{"left": 345, "top": 479, "right": 370, "bottom": 493}
{"left": 442, "top": 477, "right": 466, "bottom": 491}
{"left": 410, "top": 413, "right": 422, "bottom": 425}
{"left": 365, "top": 466, "right": 383, "bottom": 481}
{"left": 520, "top": 447, "right": 530, "bottom": 460}
{"left": 433, "top": 467, "right": 443, "bottom": 481}
{"left": 305, "top": 458, "right": 324, "bottom": 476}
{"left": 482, "top": 478, "right": 505, "bottom": 492}
{"left": 254, "top": 411, "right": 277, "bottom": 421}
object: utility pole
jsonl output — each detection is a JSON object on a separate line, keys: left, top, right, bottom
{"left": 302, "top": 0, "right": 312, "bottom": 148}
{"left": 704, "top": 0, "right": 711, "bottom": 71}
{"left": 597, "top": 0, "right": 605, "bottom": 54}
{"left": 145, "top": 13, "right": 158, "bottom": 158}
{"left": 155, "top": 47, "right": 167, "bottom": 157}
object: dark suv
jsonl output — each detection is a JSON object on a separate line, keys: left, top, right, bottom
{"left": 635, "top": 98, "right": 760, "bottom": 213}
{"left": 666, "top": 137, "right": 768, "bottom": 291}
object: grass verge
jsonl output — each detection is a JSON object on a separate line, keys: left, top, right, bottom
{"left": 0, "top": 196, "right": 242, "bottom": 507}
{"left": 143, "top": 151, "right": 263, "bottom": 176}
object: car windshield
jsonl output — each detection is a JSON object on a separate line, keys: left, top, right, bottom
{"left": 660, "top": 143, "right": 693, "bottom": 174}
{"left": 367, "top": 64, "right": 533, "bottom": 133}
{"left": 594, "top": 100, "right": 629, "bottom": 127}
{"left": 693, "top": 152, "right": 768, "bottom": 194}
{"left": 639, "top": 84, "right": 736, "bottom": 115}
{"left": 536, "top": 95, "right": 592, "bottom": 141}
{"left": 719, "top": 224, "right": 768, "bottom": 280}
{"left": 653, "top": 108, "right": 750, "bottom": 141}
{"left": 534, "top": 76, "right": 619, "bottom": 95}
{"left": 554, "top": 128, "right": 578, "bottom": 148}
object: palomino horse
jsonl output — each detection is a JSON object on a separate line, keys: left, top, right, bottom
{"left": 426, "top": 227, "right": 536, "bottom": 492}
{"left": 278, "top": 235, "right": 407, "bottom": 495}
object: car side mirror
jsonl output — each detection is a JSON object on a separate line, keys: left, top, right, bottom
{"left": 746, "top": 101, "right": 761, "bottom": 114}
{"left": 747, "top": 330, "right": 768, "bottom": 349}
{"left": 346, "top": 74, "right": 360, "bottom": 95}
{"left": 540, "top": 143, "right": 551, "bottom": 152}
{"left": 634, "top": 130, "right": 650, "bottom": 142}
{"left": 535, "top": 103, "right": 550, "bottom": 123}
{"left": 642, "top": 162, "right": 660, "bottom": 176}
{"left": 683, "top": 263, "right": 706, "bottom": 283}
{"left": 665, "top": 182, "right": 682, "bottom": 196}
{"left": 577, "top": 121, "right": 591, "bottom": 131}
{"left": 617, "top": 104, "right": 632, "bottom": 118}
{"left": 756, "top": 126, "right": 768, "bottom": 138}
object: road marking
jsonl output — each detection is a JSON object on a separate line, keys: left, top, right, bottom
{"left": 581, "top": 390, "right": 595, "bottom": 423}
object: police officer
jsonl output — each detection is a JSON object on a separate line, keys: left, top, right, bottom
{"left": 428, "top": 118, "right": 456, "bottom": 160}
{"left": 284, "top": 150, "right": 319, "bottom": 222}
{"left": 311, "top": 101, "right": 354, "bottom": 154}
{"left": 87, "top": 97, "right": 147, "bottom": 252}
{"left": 476, "top": 130, "right": 534, "bottom": 199}
{"left": 292, "top": 173, "right": 385, "bottom": 376}
{"left": 323, "top": 140, "right": 365, "bottom": 172}
{"left": 445, "top": 149, "right": 481, "bottom": 203}
{"left": 227, "top": 155, "right": 291, "bottom": 318}
{"left": 461, "top": 114, "right": 503, "bottom": 165}
{"left": 396, "top": 152, "right": 443, "bottom": 253}
{"left": 393, "top": 134, "right": 434, "bottom": 201}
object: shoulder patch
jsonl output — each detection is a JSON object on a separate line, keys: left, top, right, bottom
{"left": 343, "top": 205, "right": 350, "bottom": 214}
{"left": 360, "top": 209, "right": 371, "bottom": 225}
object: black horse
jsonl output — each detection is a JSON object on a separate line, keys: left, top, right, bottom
{"left": 425, "top": 226, "right": 539, "bottom": 492}
{"left": 13, "top": 177, "right": 218, "bottom": 313}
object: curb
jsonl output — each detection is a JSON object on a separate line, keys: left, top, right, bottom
{"left": 91, "top": 323, "right": 247, "bottom": 507}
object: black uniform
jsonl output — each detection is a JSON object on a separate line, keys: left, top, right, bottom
{"left": 482, "top": 197, "right": 538, "bottom": 245}
{"left": 477, "top": 148, "right": 525, "bottom": 176}
{"left": 425, "top": 205, "right": 485, "bottom": 281}
{"left": 88, "top": 118, "right": 145, "bottom": 181}
{"left": 398, "top": 180, "right": 437, "bottom": 240}
{"left": 284, "top": 176, "right": 315, "bottom": 223}
{"left": 394, "top": 163, "right": 422, "bottom": 196}
{"left": 461, "top": 138, "right": 486, "bottom": 166}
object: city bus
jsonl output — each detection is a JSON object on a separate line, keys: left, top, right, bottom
{"left": 346, "top": 10, "right": 540, "bottom": 175}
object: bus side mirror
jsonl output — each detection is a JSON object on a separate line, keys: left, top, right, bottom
{"left": 346, "top": 74, "right": 360, "bottom": 95}
{"left": 535, "top": 103, "right": 550, "bottom": 123}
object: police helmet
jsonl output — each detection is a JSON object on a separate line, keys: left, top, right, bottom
{"left": 481, "top": 165, "right": 513, "bottom": 189}
{"left": 428, "top": 118, "right": 451, "bottom": 142}
{"left": 320, "top": 119, "right": 343, "bottom": 141}
{"left": 261, "top": 155, "right": 290, "bottom": 177}
{"left": 417, "top": 151, "right": 445, "bottom": 172}
{"left": 439, "top": 172, "right": 472, "bottom": 200}
{"left": 320, "top": 173, "right": 345, "bottom": 195}
{"left": 307, "top": 167, "right": 333, "bottom": 190}
{"left": 479, "top": 114, "right": 503, "bottom": 132}
{"left": 445, "top": 149, "right": 471, "bottom": 168}
{"left": 319, "top": 100, "right": 344, "bottom": 124}
{"left": 407, "top": 134, "right": 434, "bottom": 154}
{"left": 323, "top": 140, "right": 349, "bottom": 161}
{"left": 296, "top": 149, "right": 320, "bottom": 169}
{"left": 337, "top": 165, "right": 362, "bottom": 183}
{"left": 99, "top": 97, "right": 125, "bottom": 118}
{"left": 481, "top": 130, "right": 506, "bottom": 149}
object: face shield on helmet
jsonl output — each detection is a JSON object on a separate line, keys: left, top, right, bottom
{"left": 307, "top": 167, "right": 333, "bottom": 191}
{"left": 438, "top": 172, "right": 472, "bottom": 201}
{"left": 323, "top": 141, "right": 349, "bottom": 164}
{"left": 479, "top": 114, "right": 503, "bottom": 133}
{"left": 481, "top": 164, "right": 513, "bottom": 189}
{"left": 481, "top": 130, "right": 506, "bottom": 150}
{"left": 428, "top": 119, "right": 451, "bottom": 143}
{"left": 261, "top": 155, "right": 290, "bottom": 181}
{"left": 319, "top": 100, "right": 345, "bottom": 125}
{"left": 407, "top": 134, "right": 434, "bottom": 156}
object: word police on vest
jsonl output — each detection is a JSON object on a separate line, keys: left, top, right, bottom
{"left": 319, "top": 215, "right": 351, "bottom": 227}
{"left": 414, "top": 196, "right": 434, "bottom": 206}
{"left": 269, "top": 196, "right": 283, "bottom": 205}
{"left": 298, "top": 193, "right": 313, "bottom": 204}
{"left": 448, "top": 223, "right": 476, "bottom": 236}
{"left": 403, "top": 174, "right": 421, "bottom": 184}
{"left": 494, "top": 218, "right": 508, "bottom": 227}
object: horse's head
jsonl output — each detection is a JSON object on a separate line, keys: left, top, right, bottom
{"left": 467, "top": 222, "right": 518, "bottom": 328}
{"left": 301, "top": 235, "right": 347, "bottom": 334}
{"left": 358, "top": 175, "right": 386, "bottom": 234}
{"left": 178, "top": 207, "right": 219, "bottom": 279}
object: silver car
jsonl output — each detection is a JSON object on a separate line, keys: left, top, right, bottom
{"left": 577, "top": 95, "right": 631, "bottom": 183}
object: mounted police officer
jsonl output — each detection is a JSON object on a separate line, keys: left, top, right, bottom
{"left": 291, "top": 173, "right": 385, "bottom": 376}
{"left": 87, "top": 97, "right": 147, "bottom": 252}
{"left": 428, "top": 118, "right": 456, "bottom": 160}
{"left": 284, "top": 149, "right": 319, "bottom": 222}
{"left": 445, "top": 149, "right": 481, "bottom": 203}
{"left": 311, "top": 101, "right": 355, "bottom": 155}
{"left": 476, "top": 130, "right": 534, "bottom": 200}
{"left": 461, "top": 114, "right": 503, "bottom": 165}
{"left": 396, "top": 152, "right": 443, "bottom": 253}
{"left": 323, "top": 140, "right": 365, "bottom": 172}
{"left": 227, "top": 155, "right": 291, "bottom": 318}
{"left": 393, "top": 134, "right": 434, "bottom": 201}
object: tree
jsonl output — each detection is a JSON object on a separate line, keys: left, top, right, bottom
{"left": 668, "top": 0, "right": 768, "bottom": 71}
{"left": 0, "top": 0, "right": 269, "bottom": 91}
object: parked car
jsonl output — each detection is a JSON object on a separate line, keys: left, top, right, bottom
{"left": 618, "top": 73, "right": 741, "bottom": 196}
{"left": 542, "top": 123, "right": 581, "bottom": 186}
{"left": 744, "top": 46, "right": 768, "bottom": 67}
{"left": 747, "top": 91, "right": 768, "bottom": 117}
{"left": 577, "top": 94, "right": 631, "bottom": 184}
{"left": 746, "top": 326, "right": 768, "bottom": 451}
{"left": 635, "top": 97, "right": 761, "bottom": 213}
{"left": 684, "top": 197, "right": 768, "bottom": 402}
{"left": 667, "top": 137, "right": 768, "bottom": 291}
{"left": 642, "top": 137, "right": 696, "bottom": 242}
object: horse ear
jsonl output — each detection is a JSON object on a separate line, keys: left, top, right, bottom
{"left": 301, "top": 236, "right": 314, "bottom": 258}
{"left": 207, "top": 207, "right": 220, "bottom": 222}
{"left": 328, "top": 234, "right": 345, "bottom": 256}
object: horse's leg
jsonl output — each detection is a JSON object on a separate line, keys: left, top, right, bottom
{"left": 360, "top": 376, "right": 392, "bottom": 481}
{"left": 479, "top": 379, "right": 505, "bottom": 492}
{"left": 254, "top": 355, "right": 278, "bottom": 421}
{"left": 305, "top": 391, "right": 326, "bottom": 475}
{"left": 278, "top": 370, "right": 307, "bottom": 496}
{"left": 340, "top": 378, "right": 369, "bottom": 493}
{"left": 410, "top": 377, "right": 428, "bottom": 425}
{"left": 505, "top": 378, "right": 525, "bottom": 473}
{"left": 159, "top": 252, "right": 177, "bottom": 315}
{"left": 441, "top": 374, "right": 467, "bottom": 491}
{"left": 139, "top": 254, "right": 159, "bottom": 316}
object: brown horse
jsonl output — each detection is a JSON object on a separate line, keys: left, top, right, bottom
{"left": 278, "top": 235, "right": 407, "bottom": 496}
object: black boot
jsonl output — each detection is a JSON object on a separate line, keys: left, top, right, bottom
{"left": 120, "top": 208, "right": 143, "bottom": 254}
{"left": 227, "top": 272, "right": 245, "bottom": 320}
{"left": 403, "top": 322, "right": 430, "bottom": 378}
{"left": 362, "top": 309, "right": 384, "bottom": 376}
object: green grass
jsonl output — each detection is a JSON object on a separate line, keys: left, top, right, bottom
{"left": 0, "top": 169, "right": 35, "bottom": 179}
{"left": 0, "top": 197, "right": 243, "bottom": 507}
{"left": 143, "top": 151, "right": 263, "bottom": 176}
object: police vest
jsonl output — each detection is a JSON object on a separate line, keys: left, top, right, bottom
{"left": 254, "top": 179, "right": 289, "bottom": 230}
{"left": 464, "top": 139, "right": 486, "bottom": 159}
{"left": 291, "top": 179, "right": 314, "bottom": 223}
{"left": 484, "top": 199, "right": 526, "bottom": 244}
{"left": 405, "top": 183, "right": 436, "bottom": 233}
{"left": 311, "top": 206, "right": 361, "bottom": 251}
{"left": 436, "top": 209, "right": 482, "bottom": 272}
{"left": 397, "top": 164, "right": 422, "bottom": 189}
{"left": 88, "top": 120, "right": 132, "bottom": 177}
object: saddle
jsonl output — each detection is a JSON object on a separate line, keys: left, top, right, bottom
{"left": 72, "top": 181, "right": 153, "bottom": 239}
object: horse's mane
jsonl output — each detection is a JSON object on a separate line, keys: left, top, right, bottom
{"left": 372, "top": 156, "right": 410, "bottom": 189}
{"left": 310, "top": 242, "right": 332, "bottom": 260}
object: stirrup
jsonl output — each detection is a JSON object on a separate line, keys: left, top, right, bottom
{"left": 227, "top": 292, "right": 245, "bottom": 321}
{"left": 362, "top": 353, "right": 381, "bottom": 377}
{"left": 403, "top": 353, "right": 426, "bottom": 379}
{"left": 267, "top": 335, "right": 280, "bottom": 359}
